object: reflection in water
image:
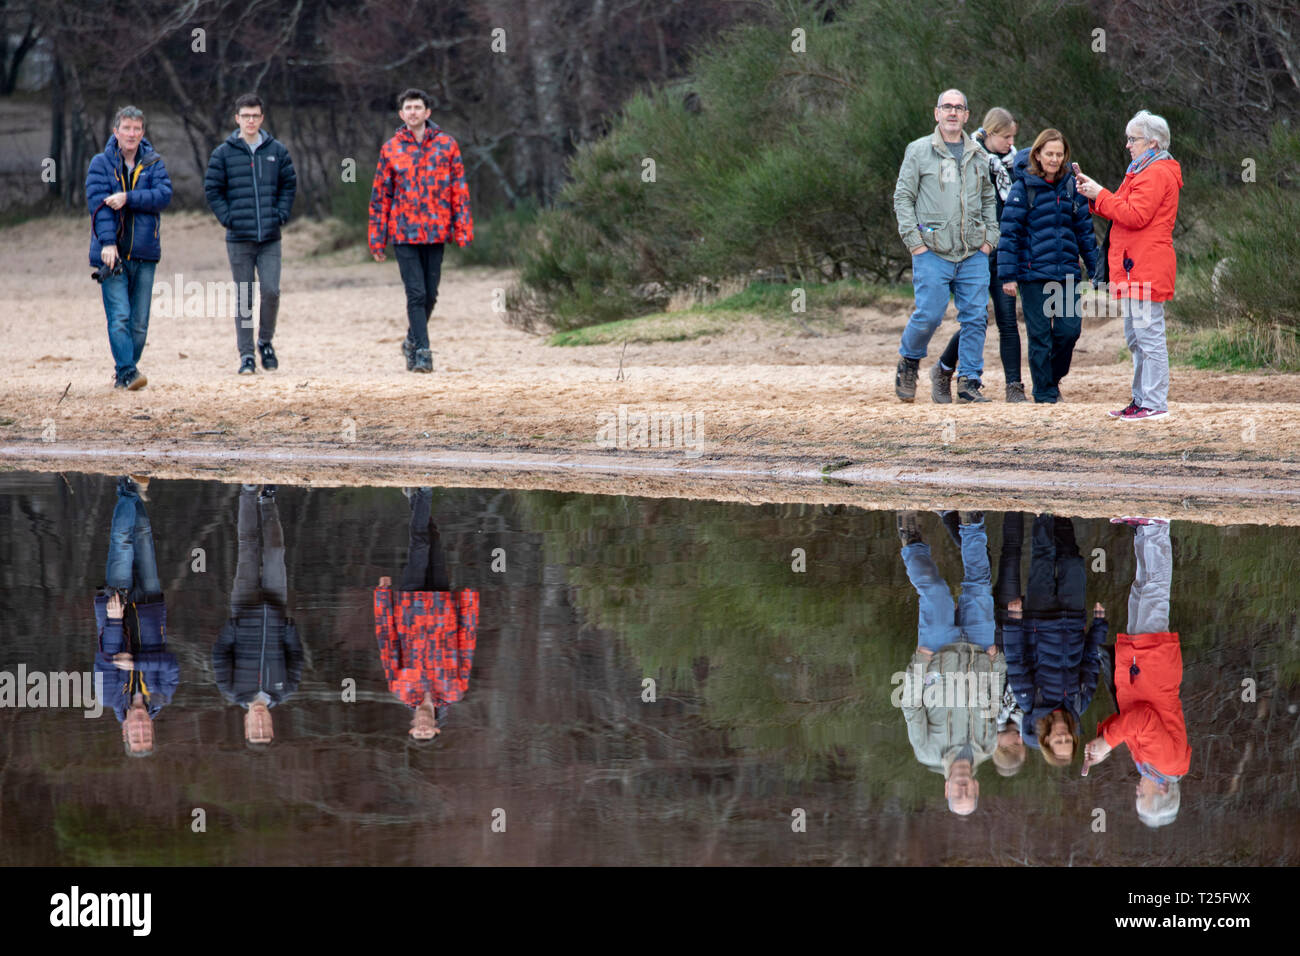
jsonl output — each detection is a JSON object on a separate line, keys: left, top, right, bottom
{"left": 374, "top": 488, "right": 480, "bottom": 740}
{"left": 1086, "top": 519, "right": 1189, "bottom": 828}
{"left": 212, "top": 485, "right": 303, "bottom": 747}
{"left": 0, "top": 475, "right": 1294, "bottom": 865}
{"left": 896, "top": 510, "right": 1003, "bottom": 815}
{"left": 1005, "top": 514, "right": 1107, "bottom": 762}
{"left": 94, "top": 476, "right": 177, "bottom": 756}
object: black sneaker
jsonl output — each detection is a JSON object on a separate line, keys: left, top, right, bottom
{"left": 401, "top": 336, "right": 416, "bottom": 372}
{"left": 259, "top": 484, "right": 277, "bottom": 502}
{"left": 238, "top": 355, "right": 256, "bottom": 375}
{"left": 413, "top": 348, "right": 433, "bottom": 373}
{"left": 956, "top": 376, "right": 990, "bottom": 403}
{"left": 1005, "top": 382, "right": 1027, "bottom": 403}
{"left": 258, "top": 341, "right": 278, "bottom": 371}
{"left": 895, "top": 357, "right": 919, "bottom": 402}
{"left": 121, "top": 369, "right": 147, "bottom": 391}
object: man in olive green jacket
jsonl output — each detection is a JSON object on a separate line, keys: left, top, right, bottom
{"left": 893, "top": 89, "right": 1000, "bottom": 404}
{"left": 898, "top": 640, "right": 1006, "bottom": 816}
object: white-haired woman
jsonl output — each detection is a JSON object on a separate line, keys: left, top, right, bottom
{"left": 1074, "top": 111, "right": 1183, "bottom": 422}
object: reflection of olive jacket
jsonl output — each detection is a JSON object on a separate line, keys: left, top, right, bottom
{"left": 893, "top": 126, "right": 1000, "bottom": 262}
{"left": 900, "top": 642, "right": 1006, "bottom": 775}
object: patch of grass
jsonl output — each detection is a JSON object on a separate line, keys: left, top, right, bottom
{"left": 1169, "top": 322, "right": 1300, "bottom": 372}
{"left": 548, "top": 310, "right": 735, "bottom": 346}
{"left": 547, "top": 279, "right": 908, "bottom": 346}
{"left": 697, "top": 280, "right": 906, "bottom": 314}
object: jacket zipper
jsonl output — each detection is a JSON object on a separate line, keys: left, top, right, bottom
{"left": 250, "top": 141, "right": 263, "bottom": 243}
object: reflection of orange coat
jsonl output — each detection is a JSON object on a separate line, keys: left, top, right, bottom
{"left": 1091, "top": 157, "right": 1183, "bottom": 302}
{"left": 1099, "top": 631, "right": 1190, "bottom": 776}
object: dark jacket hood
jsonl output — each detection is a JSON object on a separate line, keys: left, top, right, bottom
{"left": 103, "top": 134, "right": 159, "bottom": 163}
{"left": 223, "top": 128, "right": 277, "bottom": 149}
{"left": 1012, "top": 146, "right": 1075, "bottom": 192}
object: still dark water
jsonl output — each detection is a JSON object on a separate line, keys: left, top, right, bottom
{"left": 1, "top": 471, "right": 1296, "bottom": 866}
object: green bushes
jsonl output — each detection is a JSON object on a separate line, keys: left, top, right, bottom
{"left": 513, "top": 0, "right": 1186, "bottom": 330}
{"left": 1172, "top": 125, "right": 1300, "bottom": 368}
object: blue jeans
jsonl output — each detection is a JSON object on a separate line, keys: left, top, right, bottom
{"left": 1019, "top": 279, "right": 1082, "bottom": 403}
{"left": 902, "top": 520, "right": 995, "bottom": 651}
{"left": 105, "top": 478, "right": 161, "bottom": 599}
{"left": 100, "top": 259, "right": 157, "bottom": 384}
{"left": 899, "top": 250, "right": 990, "bottom": 381}
{"left": 939, "top": 273, "right": 1022, "bottom": 383}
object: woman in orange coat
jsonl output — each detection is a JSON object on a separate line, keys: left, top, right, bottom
{"left": 1083, "top": 518, "right": 1189, "bottom": 827}
{"left": 1075, "top": 111, "right": 1183, "bottom": 422}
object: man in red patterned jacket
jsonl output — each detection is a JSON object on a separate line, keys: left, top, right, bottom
{"left": 368, "top": 88, "right": 474, "bottom": 374}
{"left": 374, "top": 488, "right": 480, "bottom": 739}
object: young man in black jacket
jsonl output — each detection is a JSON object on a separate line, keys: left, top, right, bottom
{"left": 212, "top": 484, "right": 303, "bottom": 746}
{"left": 204, "top": 94, "right": 297, "bottom": 375}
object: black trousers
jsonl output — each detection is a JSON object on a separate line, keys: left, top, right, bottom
{"left": 399, "top": 489, "right": 450, "bottom": 591}
{"left": 1025, "top": 513, "right": 1084, "bottom": 616}
{"left": 394, "top": 243, "right": 445, "bottom": 351}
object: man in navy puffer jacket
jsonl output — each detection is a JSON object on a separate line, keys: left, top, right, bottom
{"left": 997, "top": 131, "right": 1100, "bottom": 403}
{"left": 204, "top": 93, "right": 298, "bottom": 375}
{"left": 86, "top": 106, "right": 173, "bottom": 391}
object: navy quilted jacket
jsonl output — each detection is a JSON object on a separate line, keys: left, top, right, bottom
{"left": 85, "top": 135, "right": 173, "bottom": 266}
{"left": 204, "top": 130, "right": 297, "bottom": 243}
{"left": 996, "top": 148, "right": 1100, "bottom": 283}
{"left": 1002, "top": 613, "right": 1107, "bottom": 748}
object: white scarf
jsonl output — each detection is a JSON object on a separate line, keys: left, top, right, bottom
{"left": 975, "top": 128, "right": 1015, "bottom": 203}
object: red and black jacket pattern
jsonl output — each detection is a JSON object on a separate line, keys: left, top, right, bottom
{"left": 368, "top": 124, "right": 473, "bottom": 256}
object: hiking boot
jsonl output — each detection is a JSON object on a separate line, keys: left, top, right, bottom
{"left": 895, "top": 357, "right": 919, "bottom": 402}
{"left": 1108, "top": 399, "right": 1138, "bottom": 418}
{"left": 958, "top": 510, "right": 984, "bottom": 526}
{"left": 412, "top": 348, "right": 433, "bottom": 373}
{"left": 258, "top": 341, "right": 278, "bottom": 371}
{"left": 956, "top": 376, "right": 990, "bottom": 403}
{"left": 238, "top": 355, "right": 256, "bottom": 375}
{"left": 401, "top": 336, "right": 416, "bottom": 371}
{"left": 1006, "top": 381, "right": 1027, "bottom": 403}
{"left": 929, "top": 363, "right": 953, "bottom": 404}
{"left": 122, "top": 369, "right": 147, "bottom": 391}
{"left": 259, "top": 484, "right": 277, "bottom": 502}
{"left": 896, "top": 511, "right": 922, "bottom": 546}
{"left": 1120, "top": 406, "right": 1169, "bottom": 422}
{"left": 127, "top": 475, "right": 150, "bottom": 501}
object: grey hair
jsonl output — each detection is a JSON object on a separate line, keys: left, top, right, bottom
{"left": 936, "top": 89, "right": 968, "bottom": 111}
{"left": 113, "top": 105, "right": 145, "bottom": 128}
{"left": 1136, "top": 781, "right": 1181, "bottom": 828}
{"left": 1127, "top": 109, "right": 1170, "bottom": 150}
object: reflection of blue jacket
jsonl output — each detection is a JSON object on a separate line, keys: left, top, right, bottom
{"left": 93, "top": 594, "right": 179, "bottom": 722}
{"left": 997, "top": 148, "right": 1099, "bottom": 283}
{"left": 1003, "top": 613, "right": 1106, "bottom": 748}
{"left": 86, "top": 134, "right": 173, "bottom": 266}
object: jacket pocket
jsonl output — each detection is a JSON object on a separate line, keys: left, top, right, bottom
{"left": 918, "top": 213, "right": 955, "bottom": 254}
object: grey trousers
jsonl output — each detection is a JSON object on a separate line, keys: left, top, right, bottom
{"left": 1122, "top": 297, "right": 1169, "bottom": 411}
{"left": 232, "top": 488, "right": 287, "bottom": 614}
{"left": 1127, "top": 523, "right": 1172, "bottom": 635}
{"left": 227, "top": 239, "right": 282, "bottom": 357}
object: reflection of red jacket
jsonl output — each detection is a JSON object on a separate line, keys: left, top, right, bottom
{"left": 1099, "top": 631, "right": 1190, "bottom": 776}
{"left": 373, "top": 587, "right": 479, "bottom": 708}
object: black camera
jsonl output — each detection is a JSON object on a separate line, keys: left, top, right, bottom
{"left": 91, "top": 259, "right": 124, "bottom": 283}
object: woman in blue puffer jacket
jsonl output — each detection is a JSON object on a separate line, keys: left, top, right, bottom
{"left": 996, "top": 129, "right": 1100, "bottom": 403}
